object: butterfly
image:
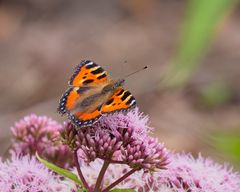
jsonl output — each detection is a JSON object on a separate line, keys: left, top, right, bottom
{"left": 58, "top": 60, "right": 137, "bottom": 128}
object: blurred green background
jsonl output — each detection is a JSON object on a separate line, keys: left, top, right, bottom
{"left": 0, "top": 0, "right": 239, "bottom": 168}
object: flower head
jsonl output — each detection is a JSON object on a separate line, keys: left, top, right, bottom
{"left": 60, "top": 121, "right": 78, "bottom": 150}
{"left": 95, "top": 108, "right": 151, "bottom": 141}
{"left": 121, "top": 137, "right": 169, "bottom": 170}
{"left": 11, "top": 114, "right": 73, "bottom": 168}
{"left": 144, "top": 153, "right": 240, "bottom": 192}
{"left": 75, "top": 108, "right": 169, "bottom": 171}
{"left": 0, "top": 155, "right": 76, "bottom": 192}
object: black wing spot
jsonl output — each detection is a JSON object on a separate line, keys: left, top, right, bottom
{"left": 121, "top": 91, "right": 131, "bottom": 101}
{"left": 83, "top": 76, "right": 87, "bottom": 79}
{"left": 116, "top": 89, "right": 124, "bottom": 96}
{"left": 112, "top": 103, "right": 116, "bottom": 106}
{"left": 91, "top": 67, "right": 104, "bottom": 75}
{"left": 106, "top": 98, "right": 114, "bottom": 105}
{"left": 82, "top": 79, "right": 94, "bottom": 85}
{"left": 97, "top": 73, "right": 107, "bottom": 80}
{"left": 84, "top": 73, "right": 88, "bottom": 75}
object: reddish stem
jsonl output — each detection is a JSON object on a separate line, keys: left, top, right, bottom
{"left": 102, "top": 169, "right": 136, "bottom": 192}
{"left": 73, "top": 150, "right": 90, "bottom": 191}
{"left": 93, "top": 160, "right": 110, "bottom": 192}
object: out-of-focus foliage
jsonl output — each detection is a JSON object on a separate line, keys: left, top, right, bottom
{"left": 162, "top": 0, "right": 240, "bottom": 166}
{"left": 197, "top": 81, "right": 234, "bottom": 108}
{"left": 211, "top": 133, "right": 240, "bottom": 164}
{"left": 164, "top": 0, "right": 237, "bottom": 88}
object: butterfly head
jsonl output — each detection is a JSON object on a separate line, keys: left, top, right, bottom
{"left": 114, "top": 79, "right": 125, "bottom": 88}
{"left": 101, "top": 79, "right": 125, "bottom": 94}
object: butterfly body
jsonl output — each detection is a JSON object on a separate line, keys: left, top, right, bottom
{"left": 58, "top": 60, "right": 136, "bottom": 128}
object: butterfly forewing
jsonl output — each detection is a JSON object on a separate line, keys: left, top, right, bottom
{"left": 69, "top": 60, "right": 108, "bottom": 86}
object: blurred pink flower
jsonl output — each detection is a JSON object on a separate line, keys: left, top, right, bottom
{"left": 145, "top": 153, "right": 240, "bottom": 192}
{"left": 76, "top": 108, "right": 169, "bottom": 171}
{"left": 11, "top": 114, "right": 73, "bottom": 168}
{"left": 75, "top": 153, "right": 240, "bottom": 192}
{"left": 0, "top": 155, "right": 76, "bottom": 192}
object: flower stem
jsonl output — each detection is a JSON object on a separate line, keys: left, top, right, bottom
{"left": 93, "top": 160, "right": 110, "bottom": 192}
{"left": 73, "top": 150, "right": 90, "bottom": 191}
{"left": 102, "top": 169, "right": 136, "bottom": 192}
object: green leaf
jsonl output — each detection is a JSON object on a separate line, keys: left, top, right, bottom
{"left": 164, "top": 0, "right": 237, "bottom": 88}
{"left": 36, "top": 153, "right": 83, "bottom": 186}
{"left": 110, "top": 189, "right": 135, "bottom": 192}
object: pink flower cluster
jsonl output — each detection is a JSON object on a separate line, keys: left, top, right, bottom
{"left": 0, "top": 155, "right": 75, "bottom": 192}
{"left": 75, "top": 108, "right": 169, "bottom": 171}
{"left": 156, "top": 153, "right": 240, "bottom": 192}
{"left": 10, "top": 114, "right": 73, "bottom": 168}
{"left": 4, "top": 109, "right": 240, "bottom": 192}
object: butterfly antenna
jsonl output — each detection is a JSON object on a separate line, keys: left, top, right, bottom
{"left": 125, "top": 66, "right": 148, "bottom": 78}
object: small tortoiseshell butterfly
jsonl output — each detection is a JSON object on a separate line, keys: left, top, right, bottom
{"left": 58, "top": 60, "right": 137, "bottom": 128}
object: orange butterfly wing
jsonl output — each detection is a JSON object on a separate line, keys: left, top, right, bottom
{"left": 59, "top": 60, "right": 109, "bottom": 127}
{"left": 58, "top": 86, "right": 90, "bottom": 114}
{"left": 69, "top": 108, "right": 102, "bottom": 127}
{"left": 59, "top": 60, "right": 108, "bottom": 114}
{"left": 69, "top": 60, "right": 108, "bottom": 86}
{"left": 101, "top": 88, "right": 136, "bottom": 114}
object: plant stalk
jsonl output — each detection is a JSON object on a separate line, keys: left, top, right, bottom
{"left": 93, "top": 160, "right": 110, "bottom": 192}
{"left": 102, "top": 169, "right": 136, "bottom": 192}
{"left": 73, "top": 150, "right": 90, "bottom": 191}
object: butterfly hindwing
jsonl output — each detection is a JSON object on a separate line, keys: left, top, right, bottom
{"left": 101, "top": 88, "right": 136, "bottom": 114}
{"left": 69, "top": 108, "right": 102, "bottom": 127}
{"left": 58, "top": 86, "right": 90, "bottom": 114}
{"left": 69, "top": 60, "right": 108, "bottom": 86}
{"left": 58, "top": 85, "right": 103, "bottom": 127}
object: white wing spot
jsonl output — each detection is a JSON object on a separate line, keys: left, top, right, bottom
{"left": 130, "top": 100, "right": 136, "bottom": 106}
{"left": 85, "top": 62, "right": 94, "bottom": 66}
